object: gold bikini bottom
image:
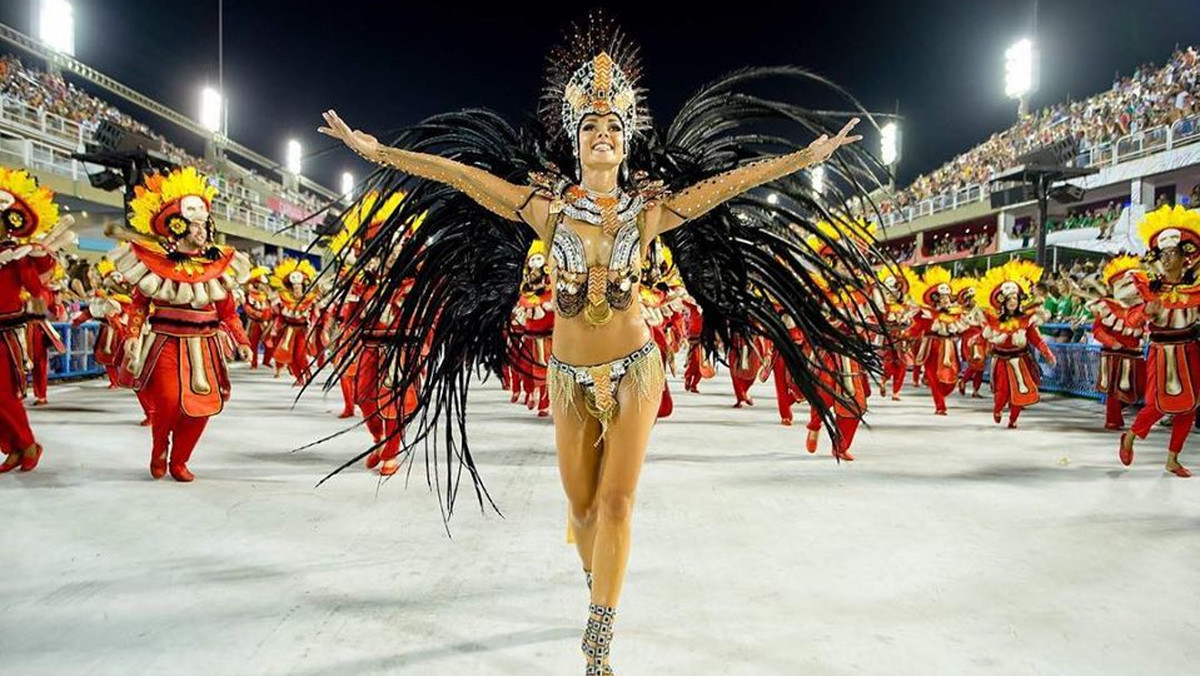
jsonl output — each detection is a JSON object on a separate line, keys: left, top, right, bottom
{"left": 548, "top": 340, "right": 664, "bottom": 438}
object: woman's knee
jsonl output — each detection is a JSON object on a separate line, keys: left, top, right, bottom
{"left": 596, "top": 491, "right": 636, "bottom": 523}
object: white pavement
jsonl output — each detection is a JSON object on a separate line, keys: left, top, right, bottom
{"left": 4, "top": 366, "right": 1200, "bottom": 676}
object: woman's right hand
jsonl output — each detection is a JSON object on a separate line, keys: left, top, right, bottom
{"left": 318, "top": 110, "right": 381, "bottom": 160}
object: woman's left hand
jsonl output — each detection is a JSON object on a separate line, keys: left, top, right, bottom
{"left": 806, "top": 118, "right": 863, "bottom": 163}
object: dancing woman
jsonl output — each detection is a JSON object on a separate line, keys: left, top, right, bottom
{"left": 317, "top": 15, "right": 889, "bottom": 673}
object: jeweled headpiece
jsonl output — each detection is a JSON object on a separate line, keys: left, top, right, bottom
{"left": 542, "top": 13, "right": 646, "bottom": 149}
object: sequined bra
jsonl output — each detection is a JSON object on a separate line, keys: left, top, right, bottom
{"left": 551, "top": 218, "right": 641, "bottom": 325}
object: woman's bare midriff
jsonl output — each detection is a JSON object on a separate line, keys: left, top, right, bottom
{"left": 550, "top": 295, "right": 652, "bottom": 365}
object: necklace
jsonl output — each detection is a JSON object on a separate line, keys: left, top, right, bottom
{"left": 562, "top": 184, "right": 644, "bottom": 236}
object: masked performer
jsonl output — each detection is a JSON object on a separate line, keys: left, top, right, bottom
{"left": 242, "top": 266, "right": 275, "bottom": 370}
{"left": 317, "top": 15, "right": 887, "bottom": 674}
{"left": 1078, "top": 256, "right": 1146, "bottom": 430}
{"left": 977, "top": 261, "right": 1056, "bottom": 428}
{"left": 270, "top": 258, "right": 318, "bottom": 384}
{"left": 0, "top": 167, "right": 74, "bottom": 472}
{"left": 910, "top": 266, "right": 967, "bottom": 415}
{"left": 113, "top": 167, "right": 253, "bottom": 481}
{"left": 1119, "top": 206, "right": 1200, "bottom": 477}
{"left": 956, "top": 279, "right": 987, "bottom": 398}
{"left": 876, "top": 265, "right": 915, "bottom": 401}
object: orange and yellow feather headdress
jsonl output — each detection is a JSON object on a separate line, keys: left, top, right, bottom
{"left": 0, "top": 166, "right": 59, "bottom": 241}
{"left": 127, "top": 167, "right": 217, "bottom": 240}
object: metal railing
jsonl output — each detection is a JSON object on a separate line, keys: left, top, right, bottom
{"left": 48, "top": 321, "right": 105, "bottom": 380}
{"left": 878, "top": 113, "right": 1200, "bottom": 229}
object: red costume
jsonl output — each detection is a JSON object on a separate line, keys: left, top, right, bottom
{"left": 875, "top": 266, "right": 915, "bottom": 401}
{"left": 910, "top": 266, "right": 967, "bottom": 415}
{"left": 0, "top": 166, "right": 74, "bottom": 473}
{"left": 1088, "top": 256, "right": 1147, "bottom": 430}
{"left": 116, "top": 167, "right": 252, "bottom": 481}
{"left": 956, "top": 283, "right": 987, "bottom": 399}
{"left": 728, "top": 335, "right": 767, "bottom": 407}
{"left": 681, "top": 298, "right": 711, "bottom": 393}
{"left": 771, "top": 318, "right": 806, "bottom": 425}
{"left": 270, "top": 259, "right": 319, "bottom": 385}
{"left": 242, "top": 268, "right": 275, "bottom": 369}
{"left": 24, "top": 279, "right": 65, "bottom": 404}
{"left": 976, "top": 261, "right": 1056, "bottom": 428}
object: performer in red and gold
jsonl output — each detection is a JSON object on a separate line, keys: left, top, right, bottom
{"left": 876, "top": 265, "right": 915, "bottom": 401}
{"left": 0, "top": 166, "right": 74, "bottom": 473}
{"left": 114, "top": 166, "right": 253, "bottom": 481}
{"left": 909, "top": 266, "right": 968, "bottom": 415}
{"left": 976, "top": 260, "right": 1056, "bottom": 428}
{"left": 1118, "top": 206, "right": 1200, "bottom": 477}
{"left": 639, "top": 241, "right": 682, "bottom": 418}
{"left": 24, "top": 261, "right": 67, "bottom": 405}
{"left": 681, "top": 295, "right": 711, "bottom": 393}
{"left": 269, "top": 258, "right": 319, "bottom": 385}
{"left": 956, "top": 279, "right": 987, "bottom": 399}
{"left": 241, "top": 266, "right": 275, "bottom": 370}
{"left": 513, "top": 240, "right": 555, "bottom": 417}
{"left": 1080, "top": 256, "right": 1146, "bottom": 430}
{"left": 72, "top": 257, "right": 132, "bottom": 389}
{"left": 770, "top": 308, "right": 806, "bottom": 425}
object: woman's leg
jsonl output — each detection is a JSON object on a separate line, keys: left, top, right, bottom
{"left": 554, "top": 398, "right": 604, "bottom": 574}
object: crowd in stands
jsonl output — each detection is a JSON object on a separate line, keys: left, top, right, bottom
{"left": 0, "top": 53, "right": 324, "bottom": 229}
{"left": 924, "top": 229, "right": 996, "bottom": 259}
{"left": 881, "top": 46, "right": 1200, "bottom": 218}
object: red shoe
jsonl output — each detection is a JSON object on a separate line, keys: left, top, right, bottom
{"left": 1118, "top": 432, "right": 1135, "bottom": 467}
{"left": 805, "top": 430, "right": 818, "bottom": 453}
{"left": 935, "top": 409, "right": 948, "bottom": 416}
{"left": 139, "top": 418, "right": 151, "bottom": 427}
{"left": 19, "top": 444, "right": 43, "bottom": 472}
{"left": 744, "top": 396, "right": 755, "bottom": 407}
{"left": 32, "top": 398, "right": 47, "bottom": 406}
{"left": 150, "top": 451, "right": 167, "bottom": 480}
{"left": 891, "top": 394, "right": 901, "bottom": 401}
{"left": 993, "top": 412, "right": 1002, "bottom": 424}
{"left": 1167, "top": 464, "right": 1192, "bottom": 478}
{"left": 0, "top": 453, "right": 19, "bottom": 474}
{"left": 380, "top": 458, "right": 399, "bottom": 476}
{"left": 510, "top": 391, "right": 520, "bottom": 403}
{"left": 732, "top": 401, "right": 743, "bottom": 409}
{"left": 537, "top": 408, "right": 550, "bottom": 418}
{"left": 781, "top": 418, "right": 793, "bottom": 427}
{"left": 364, "top": 450, "right": 381, "bottom": 470}
{"left": 971, "top": 392, "right": 983, "bottom": 399}
{"left": 169, "top": 464, "right": 195, "bottom": 482}
{"left": 836, "top": 449, "right": 856, "bottom": 462}
{"left": 1104, "top": 423, "right": 1123, "bottom": 431}
{"left": 337, "top": 409, "right": 354, "bottom": 419}
{"left": 1007, "top": 421, "right": 1018, "bottom": 429}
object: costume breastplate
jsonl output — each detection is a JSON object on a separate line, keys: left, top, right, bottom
{"left": 551, "top": 217, "right": 641, "bottom": 326}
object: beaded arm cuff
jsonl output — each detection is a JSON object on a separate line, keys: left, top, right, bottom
{"left": 664, "top": 147, "right": 819, "bottom": 221}
{"left": 358, "top": 145, "right": 535, "bottom": 223}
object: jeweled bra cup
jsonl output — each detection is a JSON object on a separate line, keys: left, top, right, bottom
{"left": 551, "top": 217, "right": 642, "bottom": 326}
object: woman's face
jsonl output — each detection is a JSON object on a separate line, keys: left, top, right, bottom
{"left": 577, "top": 113, "right": 626, "bottom": 172}
{"left": 1005, "top": 295, "right": 1020, "bottom": 312}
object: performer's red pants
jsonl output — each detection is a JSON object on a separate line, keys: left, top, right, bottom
{"left": 684, "top": 346, "right": 703, "bottom": 392}
{"left": 0, "top": 359, "right": 35, "bottom": 453}
{"left": 1131, "top": 405, "right": 1196, "bottom": 453}
{"left": 29, "top": 330, "right": 48, "bottom": 401}
{"left": 772, "top": 358, "right": 798, "bottom": 422}
{"left": 992, "top": 389, "right": 1023, "bottom": 426}
{"left": 962, "top": 367, "right": 984, "bottom": 395}
{"left": 1105, "top": 396, "right": 1127, "bottom": 429}
{"left": 144, "top": 343, "right": 211, "bottom": 467}
{"left": 806, "top": 405, "right": 861, "bottom": 452}
{"left": 882, "top": 358, "right": 906, "bottom": 397}
{"left": 732, "top": 375, "right": 754, "bottom": 404}
{"left": 929, "top": 380, "right": 955, "bottom": 412}
{"left": 248, "top": 322, "right": 272, "bottom": 368}
{"left": 339, "top": 375, "right": 355, "bottom": 415}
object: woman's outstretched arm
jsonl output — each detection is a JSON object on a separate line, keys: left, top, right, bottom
{"left": 652, "top": 118, "right": 863, "bottom": 236}
{"left": 319, "top": 110, "right": 549, "bottom": 234}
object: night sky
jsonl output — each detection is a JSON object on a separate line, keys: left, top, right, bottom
{"left": 2, "top": 1, "right": 1198, "bottom": 190}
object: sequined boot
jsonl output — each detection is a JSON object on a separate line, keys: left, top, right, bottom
{"left": 581, "top": 603, "right": 616, "bottom": 675}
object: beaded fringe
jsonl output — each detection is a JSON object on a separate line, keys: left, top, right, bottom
{"left": 548, "top": 344, "right": 664, "bottom": 441}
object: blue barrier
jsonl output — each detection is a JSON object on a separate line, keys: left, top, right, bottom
{"left": 1036, "top": 342, "right": 1102, "bottom": 400}
{"left": 48, "top": 321, "right": 106, "bottom": 380}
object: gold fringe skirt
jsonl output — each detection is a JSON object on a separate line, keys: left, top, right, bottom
{"left": 547, "top": 340, "right": 664, "bottom": 440}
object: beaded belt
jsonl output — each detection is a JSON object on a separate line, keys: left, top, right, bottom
{"left": 1149, "top": 327, "right": 1199, "bottom": 344}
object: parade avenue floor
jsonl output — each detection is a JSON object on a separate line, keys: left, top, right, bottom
{"left": 4, "top": 365, "right": 1199, "bottom": 676}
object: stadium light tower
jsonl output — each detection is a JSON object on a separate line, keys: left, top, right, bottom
{"left": 200, "top": 87, "right": 223, "bottom": 134}
{"left": 35, "top": 0, "right": 75, "bottom": 56}
{"left": 340, "top": 172, "right": 355, "bottom": 202}
{"left": 1004, "top": 38, "right": 1037, "bottom": 118}
{"left": 285, "top": 140, "right": 302, "bottom": 175}
{"left": 880, "top": 121, "right": 901, "bottom": 189}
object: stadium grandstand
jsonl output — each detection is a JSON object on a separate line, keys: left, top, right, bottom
{"left": 873, "top": 44, "right": 1200, "bottom": 273}
{"left": 0, "top": 20, "right": 330, "bottom": 270}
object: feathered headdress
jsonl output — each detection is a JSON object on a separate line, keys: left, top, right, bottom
{"left": 875, "top": 264, "right": 915, "bottom": 297}
{"left": 541, "top": 12, "right": 646, "bottom": 149}
{"left": 270, "top": 258, "right": 317, "bottom": 289}
{"left": 95, "top": 256, "right": 117, "bottom": 280}
{"left": 807, "top": 217, "right": 877, "bottom": 256}
{"left": 975, "top": 260, "right": 1041, "bottom": 312}
{"left": 127, "top": 166, "right": 217, "bottom": 241}
{"left": 0, "top": 166, "right": 59, "bottom": 241}
{"left": 950, "top": 277, "right": 976, "bottom": 303}
{"left": 910, "top": 266, "right": 954, "bottom": 306}
{"left": 328, "top": 190, "right": 407, "bottom": 257}
{"left": 1102, "top": 254, "right": 1141, "bottom": 285}
{"left": 1137, "top": 204, "right": 1200, "bottom": 253}
{"left": 246, "top": 265, "right": 271, "bottom": 285}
